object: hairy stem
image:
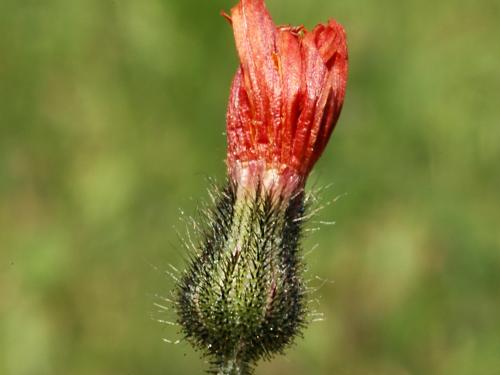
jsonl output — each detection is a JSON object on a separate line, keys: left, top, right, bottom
{"left": 217, "top": 355, "right": 251, "bottom": 375}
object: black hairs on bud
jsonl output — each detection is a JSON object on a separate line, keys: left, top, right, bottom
{"left": 175, "top": 182, "right": 309, "bottom": 374}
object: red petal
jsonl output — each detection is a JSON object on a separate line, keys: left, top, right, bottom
{"left": 291, "top": 32, "right": 328, "bottom": 175}
{"left": 226, "top": 67, "right": 255, "bottom": 166}
{"left": 276, "top": 29, "right": 302, "bottom": 171}
{"left": 304, "top": 21, "right": 348, "bottom": 172}
{"left": 230, "top": 0, "right": 281, "bottom": 154}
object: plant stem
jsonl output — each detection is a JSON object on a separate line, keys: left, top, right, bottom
{"left": 217, "top": 356, "right": 250, "bottom": 375}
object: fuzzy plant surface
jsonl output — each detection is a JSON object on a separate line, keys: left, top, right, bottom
{"left": 177, "top": 183, "right": 309, "bottom": 374}
{"left": 174, "top": 0, "right": 348, "bottom": 373}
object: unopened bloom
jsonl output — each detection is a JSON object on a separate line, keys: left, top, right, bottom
{"left": 227, "top": 0, "right": 348, "bottom": 196}
{"left": 176, "top": 1, "right": 348, "bottom": 373}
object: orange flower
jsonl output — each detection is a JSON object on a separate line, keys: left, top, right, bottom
{"left": 226, "top": 0, "right": 348, "bottom": 195}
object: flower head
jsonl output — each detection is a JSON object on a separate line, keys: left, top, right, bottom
{"left": 175, "top": 1, "right": 349, "bottom": 373}
{"left": 226, "top": 0, "right": 348, "bottom": 195}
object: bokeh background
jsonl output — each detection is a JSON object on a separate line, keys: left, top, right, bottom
{"left": 1, "top": 0, "right": 499, "bottom": 374}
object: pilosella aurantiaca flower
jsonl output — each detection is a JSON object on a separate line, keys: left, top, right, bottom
{"left": 175, "top": 0, "right": 348, "bottom": 373}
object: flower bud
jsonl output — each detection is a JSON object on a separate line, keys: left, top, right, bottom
{"left": 175, "top": 1, "right": 348, "bottom": 373}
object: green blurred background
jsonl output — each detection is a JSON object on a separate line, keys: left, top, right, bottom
{"left": 1, "top": 0, "right": 499, "bottom": 374}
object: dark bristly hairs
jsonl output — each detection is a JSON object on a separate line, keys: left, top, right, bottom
{"left": 176, "top": 182, "right": 311, "bottom": 374}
